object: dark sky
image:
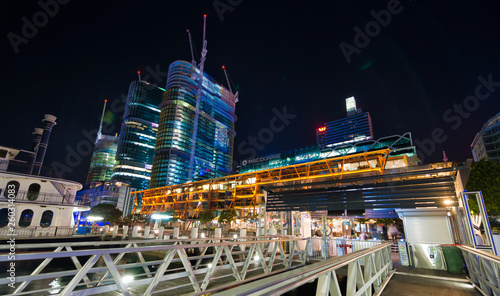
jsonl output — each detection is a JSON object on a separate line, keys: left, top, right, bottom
{"left": 1, "top": 0, "right": 499, "bottom": 185}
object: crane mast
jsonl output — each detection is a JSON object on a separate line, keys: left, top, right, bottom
{"left": 187, "top": 14, "right": 208, "bottom": 182}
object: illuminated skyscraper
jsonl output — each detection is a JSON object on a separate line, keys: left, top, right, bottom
{"left": 111, "top": 80, "right": 165, "bottom": 190}
{"left": 317, "top": 97, "right": 373, "bottom": 148}
{"left": 471, "top": 112, "right": 500, "bottom": 161}
{"left": 86, "top": 100, "right": 118, "bottom": 184}
{"left": 86, "top": 134, "right": 118, "bottom": 184}
{"left": 149, "top": 60, "right": 237, "bottom": 188}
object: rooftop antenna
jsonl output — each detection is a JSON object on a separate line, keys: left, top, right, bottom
{"left": 96, "top": 99, "right": 107, "bottom": 144}
{"left": 188, "top": 14, "right": 208, "bottom": 182}
{"left": 443, "top": 150, "right": 448, "bottom": 162}
{"left": 222, "top": 65, "right": 239, "bottom": 102}
{"left": 137, "top": 71, "right": 142, "bottom": 82}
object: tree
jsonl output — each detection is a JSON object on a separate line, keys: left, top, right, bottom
{"left": 465, "top": 160, "right": 500, "bottom": 216}
{"left": 90, "top": 204, "right": 123, "bottom": 224}
{"left": 199, "top": 210, "right": 214, "bottom": 226}
{"left": 218, "top": 209, "right": 237, "bottom": 224}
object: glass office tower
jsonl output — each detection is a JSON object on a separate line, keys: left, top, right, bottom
{"left": 471, "top": 112, "right": 500, "bottom": 161}
{"left": 86, "top": 134, "right": 118, "bottom": 184}
{"left": 111, "top": 81, "right": 165, "bottom": 191}
{"left": 150, "top": 60, "right": 237, "bottom": 188}
{"left": 317, "top": 97, "right": 374, "bottom": 148}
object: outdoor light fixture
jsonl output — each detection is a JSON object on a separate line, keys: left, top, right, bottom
{"left": 122, "top": 275, "right": 134, "bottom": 283}
{"left": 201, "top": 233, "right": 205, "bottom": 238}
{"left": 137, "top": 226, "right": 141, "bottom": 230}
{"left": 154, "top": 229, "right": 159, "bottom": 234}
{"left": 151, "top": 214, "right": 174, "bottom": 220}
{"left": 254, "top": 255, "right": 259, "bottom": 260}
{"left": 208, "top": 263, "right": 212, "bottom": 268}
{"left": 444, "top": 200, "right": 453, "bottom": 205}
{"left": 110, "top": 227, "right": 114, "bottom": 231}
{"left": 233, "top": 234, "right": 237, "bottom": 239}
{"left": 86, "top": 216, "right": 104, "bottom": 222}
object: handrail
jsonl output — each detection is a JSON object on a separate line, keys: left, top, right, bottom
{"left": 0, "top": 235, "right": 310, "bottom": 296}
{"left": 459, "top": 245, "right": 500, "bottom": 265}
{"left": 0, "top": 235, "right": 290, "bottom": 250}
{"left": 459, "top": 245, "right": 500, "bottom": 295}
{"left": 0, "top": 190, "right": 75, "bottom": 205}
{"left": 213, "top": 242, "right": 393, "bottom": 296}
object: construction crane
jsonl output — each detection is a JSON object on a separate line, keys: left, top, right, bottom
{"left": 187, "top": 14, "right": 208, "bottom": 182}
{"left": 222, "top": 65, "right": 239, "bottom": 102}
{"left": 186, "top": 29, "right": 197, "bottom": 68}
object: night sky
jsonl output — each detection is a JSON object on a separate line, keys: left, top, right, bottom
{"left": 1, "top": 0, "right": 499, "bottom": 185}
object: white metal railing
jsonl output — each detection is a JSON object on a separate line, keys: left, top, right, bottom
{"left": 460, "top": 245, "right": 500, "bottom": 295}
{"left": 0, "top": 190, "right": 75, "bottom": 205}
{"left": 212, "top": 242, "right": 394, "bottom": 296}
{"left": 0, "top": 226, "right": 78, "bottom": 238}
{"left": 0, "top": 235, "right": 309, "bottom": 296}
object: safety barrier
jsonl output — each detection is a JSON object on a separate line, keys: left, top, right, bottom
{"left": 0, "top": 235, "right": 309, "bottom": 296}
{"left": 212, "top": 242, "right": 394, "bottom": 296}
{"left": 460, "top": 245, "right": 500, "bottom": 295}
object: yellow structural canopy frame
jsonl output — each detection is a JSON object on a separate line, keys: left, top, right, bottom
{"left": 132, "top": 149, "right": 397, "bottom": 219}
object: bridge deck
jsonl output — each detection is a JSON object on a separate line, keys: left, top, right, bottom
{"left": 381, "top": 254, "right": 482, "bottom": 296}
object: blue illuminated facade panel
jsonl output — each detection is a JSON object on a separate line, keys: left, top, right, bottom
{"left": 111, "top": 81, "right": 164, "bottom": 191}
{"left": 150, "top": 60, "right": 237, "bottom": 188}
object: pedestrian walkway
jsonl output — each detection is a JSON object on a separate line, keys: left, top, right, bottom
{"left": 382, "top": 253, "right": 482, "bottom": 296}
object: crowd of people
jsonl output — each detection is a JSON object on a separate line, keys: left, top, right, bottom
{"left": 360, "top": 223, "right": 403, "bottom": 241}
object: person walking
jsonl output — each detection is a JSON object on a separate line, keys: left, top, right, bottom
{"left": 389, "top": 224, "right": 399, "bottom": 243}
{"left": 370, "top": 224, "right": 377, "bottom": 239}
{"left": 376, "top": 224, "right": 384, "bottom": 240}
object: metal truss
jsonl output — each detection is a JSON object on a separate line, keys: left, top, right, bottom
{"left": 134, "top": 149, "right": 394, "bottom": 218}
{"left": 211, "top": 242, "right": 394, "bottom": 296}
{"left": 0, "top": 235, "right": 310, "bottom": 296}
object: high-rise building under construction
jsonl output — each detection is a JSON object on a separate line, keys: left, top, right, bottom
{"left": 149, "top": 60, "right": 237, "bottom": 188}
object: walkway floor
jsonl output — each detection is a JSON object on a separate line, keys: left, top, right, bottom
{"left": 382, "top": 253, "right": 483, "bottom": 296}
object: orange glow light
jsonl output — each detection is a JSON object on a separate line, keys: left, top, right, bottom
{"left": 138, "top": 71, "right": 141, "bottom": 74}
{"left": 104, "top": 99, "right": 107, "bottom": 103}
{"left": 222, "top": 65, "right": 225, "bottom": 69}
{"left": 318, "top": 127, "right": 326, "bottom": 132}
{"left": 204, "top": 14, "right": 207, "bottom": 17}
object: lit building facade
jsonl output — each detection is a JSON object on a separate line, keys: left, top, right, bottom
{"left": 471, "top": 112, "right": 500, "bottom": 161}
{"left": 240, "top": 133, "right": 418, "bottom": 173}
{"left": 111, "top": 81, "right": 164, "bottom": 191}
{"left": 317, "top": 97, "right": 373, "bottom": 149}
{"left": 86, "top": 134, "right": 118, "bottom": 184}
{"left": 75, "top": 181, "right": 134, "bottom": 219}
{"left": 150, "top": 60, "right": 237, "bottom": 188}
